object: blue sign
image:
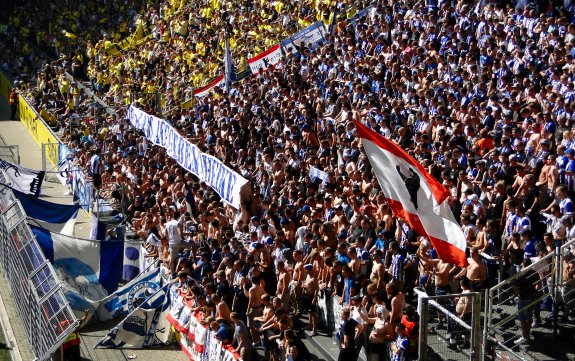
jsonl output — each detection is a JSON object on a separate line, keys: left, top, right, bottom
{"left": 281, "top": 21, "right": 326, "bottom": 53}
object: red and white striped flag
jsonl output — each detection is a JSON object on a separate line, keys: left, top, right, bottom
{"left": 355, "top": 121, "right": 468, "bottom": 267}
{"left": 193, "top": 75, "right": 224, "bottom": 98}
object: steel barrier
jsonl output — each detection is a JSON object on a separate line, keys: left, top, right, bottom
{"left": 0, "top": 145, "right": 20, "bottom": 165}
{"left": 0, "top": 169, "right": 78, "bottom": 360}
{"left": 482, "top": 240, "right": 575, "bottom": 360}
{"left": 415, "top": 289, "right": 482, "bottom": 361}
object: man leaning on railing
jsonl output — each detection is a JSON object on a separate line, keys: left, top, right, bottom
{"left": 512, "top": 258, "right": 543, "bottom": 345}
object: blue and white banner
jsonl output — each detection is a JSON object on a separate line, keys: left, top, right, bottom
{"left": 56, "top": 153, "right": 75, "bottom": 187}
{"left": 123, "top": 241, "right": 145, "bottom": 282}
{"left": 280, "top": 21, "right": 326, "bottom": 54}
{"left": 96, "top": 284, "right": 172, "bottom": 348}
{"left": 128, "top": 106, "right": 249, "bottom": 208}
{"left": 309, "top": 166, "right": 330, "bottom": 184}
{"left": 97, "top": 267, "right": 162, "bottom": 321}
{"left": 31, "top": 226, "right": 124, "bottom": 309}
{"left": 72, "top": 167, "right": 91, "bottom": 211}
{"left": 12, "top": 188, "right": 80, "bottom": 224}
{"left": 0, "top": 159, "right": 45, "bottom": 196}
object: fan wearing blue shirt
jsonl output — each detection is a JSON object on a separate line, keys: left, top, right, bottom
{"left": 520, "top": 230, "right": 539, "bottom": 260}
{"left": 544, "top": 185, "right": 574, "bottom": 218}
{"left": 336, "top": 243, "right": 352, "bottom": 264}
{"left": 370, "top": 230, "right": 392, "bottom": 252}
{"left": 391, "top": 323, "right": 410, "bottom": 361}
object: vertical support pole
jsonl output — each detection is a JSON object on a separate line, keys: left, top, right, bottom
{"left": 41, "top": 143, "right": 46, "bottom": 172}
{"left": 471, "top": 292, "right": 482, "bottom": 361}
{"left": 482, "top": 288, "right": 490, "bottom": 360}
{"left": 418, "top": 297, "right": 428, "bottom": 361}
{"left": 554, "top": 245, "right": 561, "bottom": 335}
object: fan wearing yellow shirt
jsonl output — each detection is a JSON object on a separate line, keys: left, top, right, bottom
{"left": 39, "top": 108, "right": 57, "bottom": 127}
{"left": 59, "top": 75, "right": 70, "bottom": 97}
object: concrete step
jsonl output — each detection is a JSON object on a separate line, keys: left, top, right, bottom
{"left": 294, "top": 313, "right": 367, "bottom": 361}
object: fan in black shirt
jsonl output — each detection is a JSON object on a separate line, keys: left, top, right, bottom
{"left": 512, "top": 259, "right": 542, "bottom": 344}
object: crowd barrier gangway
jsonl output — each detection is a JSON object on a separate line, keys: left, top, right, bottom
{"left": 483, "top": 247, "right": 562, "bottom": 361}
{"left": 414, "top": 288, "right": 482, "bottom": 361}
{"left": 558, "top": 238, "right": 575, "bottom": 329}
{"left": 0, "top": 169, "right": 79, "bottom": 361}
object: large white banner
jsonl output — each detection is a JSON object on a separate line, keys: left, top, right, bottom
{"left": 128, "top": 106, "right": 248, "bottom": 209}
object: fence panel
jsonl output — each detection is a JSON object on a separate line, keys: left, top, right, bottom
{"left": 559, "top": 239, "right": 575, "bottom": 323}
{"left": 0, "top": 145, "right": 20, "bottom": 164}
{"left": 42, "top": 142, "right": 61, "bottom": 173}
{"left": 0, "top": 169, "right": 78, "bottom": 360}
{"left": 418, "top": 291, "right": 481, "bottom": 361}
{"left": 485, "top": 250, "right": 557, "bottom": 359}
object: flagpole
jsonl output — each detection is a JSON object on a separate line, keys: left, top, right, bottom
{"left": 224, "top": 29, "right": 230, "bottom": 93}
{"left": 223, "top": 20, "right": 236, "bottom": 94}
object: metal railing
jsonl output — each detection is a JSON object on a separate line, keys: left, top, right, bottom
{"left": 0, "top": 169, "right": 78, "bottom": 360}
{"left": 558, "top": 239, "right": 575, "bottom": 323}
{"left": 0, "top": 145, "right": 20, "bottom": 165}
{"left": 482, "top": 242, "right": 574, "bottom": 360}
{"left": 416, "top": 289, "right": 482, "bottom": 361}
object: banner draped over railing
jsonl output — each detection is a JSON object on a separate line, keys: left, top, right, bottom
{"left": 128, "top": 105, "right": 248, "bottom": 209}
{"left": 167, "top": 289, "right": 241, "bottom": 361}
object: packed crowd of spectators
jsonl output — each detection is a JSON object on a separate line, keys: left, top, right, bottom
{"left": 4, "top": 0, "right": 575, "bottom": 360}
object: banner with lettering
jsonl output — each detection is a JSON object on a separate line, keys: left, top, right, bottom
{"left": 128, "top": 106, "right": 248, "bottom": 209}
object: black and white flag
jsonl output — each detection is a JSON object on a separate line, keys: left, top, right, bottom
{"left": 0, "top": 159, "right": 45, "bottom": 196}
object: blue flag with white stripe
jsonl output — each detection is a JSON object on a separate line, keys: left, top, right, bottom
{"left": 31, "top": 225, "right": 124, "bottom": 313}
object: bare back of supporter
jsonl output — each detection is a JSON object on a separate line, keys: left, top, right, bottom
{"left": 434, "top": 260, "right": 453, "bottom": 296}
{"left": 246, "top": 276, "right": 264, "bottom": 343}
{"left": 165, "top": 211, "right": 184, "bottom": 272}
